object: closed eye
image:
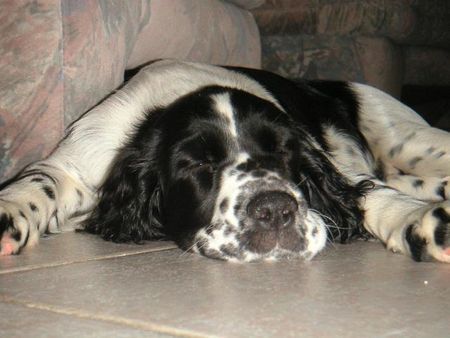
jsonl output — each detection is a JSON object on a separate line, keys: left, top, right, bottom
{"left": 189, "top": 160, "right": 217, "bottom": 173}
{"left": 175, "top": 132, "right": 227, "bottom": 173}
{"left": 194, "top": 161, "right": 212, "bottom": 169}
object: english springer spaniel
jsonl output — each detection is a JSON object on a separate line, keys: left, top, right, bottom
{"left": 1, "top": 60, "right": 449, "bottom": 262}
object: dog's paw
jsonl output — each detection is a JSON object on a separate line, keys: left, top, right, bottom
{"left": 405, "top": 201, "right": 450, "bottom": 263}
{"left": 436, "top": 177, "right": 450, "bottom": 200}
{"left": 0, "top": 202, "right": 37, "bottom": 255}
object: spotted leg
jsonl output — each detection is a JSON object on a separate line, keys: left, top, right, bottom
{"left": 0, "top": 160, "right": 95, "bottom": 255}
{"left": 359, "top": 179, "right": 450, "bottom": 262}
{"left": 385, "top": 174, "right": 450, "bottom": 202}
{"left": 351, "top": 83, "right": 450, "bottom": 262}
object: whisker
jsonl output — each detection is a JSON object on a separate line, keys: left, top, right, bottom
{"left": 271, "top": 112, "right": 284, "bottom": 124}
{"left": 179, "top": 223, "right": 215, "bottom": 257}
{"left": 179, "top": 237, "right": 204, "bottom": 257}
{"left": 199, "top": 134, "right": 208, "bottom": 145}
{"left": 308, "top": 208, "right": 347, "bottom": 230}
{"left": 308, "top": 208, "right": 351, "bottom": 241}
{"left": 325, "top": 236, "right": 336, "bottom": 248}
{"left": 294, "top": 177, "right": 307, "bottom": 187}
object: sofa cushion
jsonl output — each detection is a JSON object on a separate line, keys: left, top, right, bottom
{"left": 0, "top": 0, "right": 262, "bottom": 180}
{"left": 127, "top": 0, "right": 261, "bottom": 70}
{"left": 253, "top": 0, "right": 450, "bottom": 48}
{"left": 0, "top": 1, "right": 64, "bottom": 177}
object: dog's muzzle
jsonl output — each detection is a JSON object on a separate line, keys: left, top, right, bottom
{"left": 192, "top": 158, "right": 327, "bottom": 261}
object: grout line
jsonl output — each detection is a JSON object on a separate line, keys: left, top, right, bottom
{"left": 0, "top": 245, "right": 178, "bottom": 275}
{"left": 0, "top": 295, "right": 217, "bottom": 338}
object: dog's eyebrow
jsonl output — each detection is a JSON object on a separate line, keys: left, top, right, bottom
{"left": 175, "top": 130, "right": 229, "bottom": 161}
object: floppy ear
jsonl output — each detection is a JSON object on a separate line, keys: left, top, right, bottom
{"left": 84, "top": 148, "right": 165, "bottom": 243}
{"left": 299, "top": 148, "right": 371, "bottom": 242}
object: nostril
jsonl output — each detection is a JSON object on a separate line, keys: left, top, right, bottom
{"left": 247, "top": 191, "right": 298, "bottom": 230}
{"left": 255, "top": 207, "right": 272, "bottom": 222}
{"left": 281, "top": 209, "right": 294, "bottom": 226}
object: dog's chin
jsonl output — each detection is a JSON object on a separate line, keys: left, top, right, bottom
{"left": 190, "top": 225, "right": 327, "bottom": 262}
{"left": 229, "top": 247, "right": 315, "bottom": 263}
{"left": 193, "top": 245, "right": 320, "bottom": 263}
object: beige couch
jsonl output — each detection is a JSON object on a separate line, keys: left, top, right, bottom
{"left": 0, "top": 0, "right": 263, "bottom": 180}
{"left": 253, "top": 0, "right": 450, "bottom": 97}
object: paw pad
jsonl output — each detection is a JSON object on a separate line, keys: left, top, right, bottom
{"left": 0, "top": 233, "right": 18, "bottom": 255}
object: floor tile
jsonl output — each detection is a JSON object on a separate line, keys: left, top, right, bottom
{"left": 0, "top": 301, "right": 171, "bottom": 337}
{"left": 1, "top": 241, "right": 449, "bottom": 337}
{"left": 0, "top": 231, "right": 176, "bottom": 274}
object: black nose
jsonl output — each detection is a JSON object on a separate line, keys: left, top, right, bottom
{"left": 247, "top": 191, "right": 298, "bottom": 230}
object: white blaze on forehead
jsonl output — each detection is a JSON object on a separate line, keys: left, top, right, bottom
{"left": 212, "top": 93, "right": 238, "bottom": 137}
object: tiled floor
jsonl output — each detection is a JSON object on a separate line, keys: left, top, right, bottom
{"left": 1, "top": 232, "right": 449, "bottom": 337}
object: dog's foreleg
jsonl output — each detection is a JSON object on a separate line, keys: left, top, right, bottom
{"left": 361, "top": 181, "right": 450, "bottom": 262}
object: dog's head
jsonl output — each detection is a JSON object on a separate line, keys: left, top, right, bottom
{"left": 86, "top": 86, "right": 365, "bottom": 262}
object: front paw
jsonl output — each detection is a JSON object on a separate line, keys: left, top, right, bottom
{"left": 405, "top": 202, "right": 450, "bottom": 263}
{"left": 0, "top": 203, "right": 35, "bottom": 255}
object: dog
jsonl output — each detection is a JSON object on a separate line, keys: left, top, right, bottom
{"left": 0, "top": 60, "right": 449, "bottom": 262}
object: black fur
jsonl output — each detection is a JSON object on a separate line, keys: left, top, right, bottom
{"left": 405, "top": 224, "right": 427, "bottom": 261}
{"left": 83, "top": 110, "right": 165, "bottom": 243}
{"left": 84, "top": 73, "right": 371, "bottom": 253}
{"left": 433, "top": 207, "right": 450, "bottom": 247}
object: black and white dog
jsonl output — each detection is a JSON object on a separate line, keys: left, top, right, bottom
{"left": 1, "top": 60, "right": 449, "bottom": 262}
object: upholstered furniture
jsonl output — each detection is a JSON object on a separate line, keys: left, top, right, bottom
{"left": 3, "top": 0, "right": 449, "bottom": 179}
{"left": 0, "top": 0, "right": 263, "bottom": 179}
{"left": 253, "top": 0, "right": 450, "bottom": 97}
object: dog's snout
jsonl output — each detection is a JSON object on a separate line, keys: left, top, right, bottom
{"left": 247, "top": 191, "right": 298, "bottom": 230}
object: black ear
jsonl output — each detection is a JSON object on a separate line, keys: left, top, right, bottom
{"left": 299, "top": 149, "right": 371, "bottom": 242}
{"left": 84, "top": 148, "right": 165, "bottom": 243}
